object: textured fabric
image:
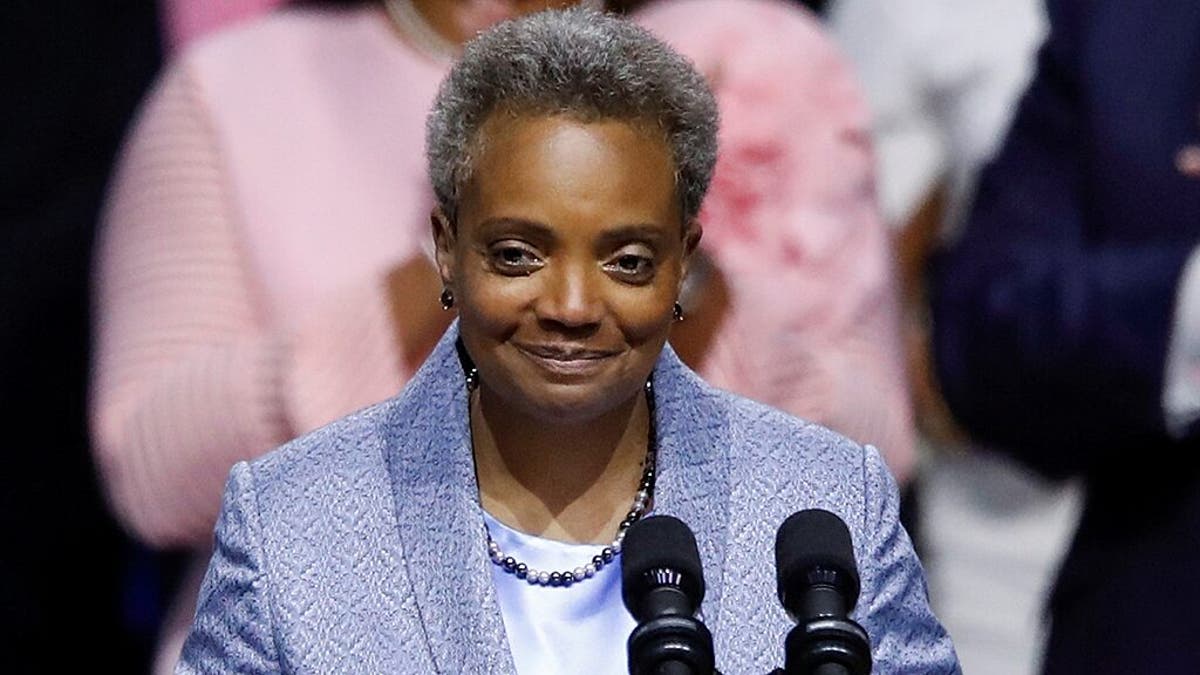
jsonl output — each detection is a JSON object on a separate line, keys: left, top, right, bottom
{"left": 482, "top": 512, "right": 635, "bottom": 675}
{"left": 178, "top": 324, "right": 959, "bottom": 673}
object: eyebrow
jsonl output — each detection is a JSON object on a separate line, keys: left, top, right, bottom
{"left": 475, "top": 217, "right": 672, "bottom": 244}
{"left": 475, "top": 217, "right": 555, "bottom": 239}
{"left": 596, "top": 224, "right": 671, "bottom": 245}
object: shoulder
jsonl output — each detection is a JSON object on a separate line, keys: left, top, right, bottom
{"left": 715, "top": 384, "right": 870, "bottom": 475}
{"left": 737, "top": 393, "right": 879, "bottom": 521}
{"left": 666, "top": 363, "right": 878, "bottom": 521}
{"left": 219, "top": 396, "right": 410, "bottom": 601}
{"left": 658, "top": 351, "right": 870, "bottom": 483}
{"left": 245, "top": 396, "right": 401, "bottom": 514}
{"left": 243, "top": 326, "right": 467, "bottom": 514}
{"left": 686, "top": 374, "right": 888, "bottom": 540}
{"left": 196, "top": 395, "right": 433, "bottom": 672}
{"left": 163, "top": 5, "right": 428, "bottom": 111}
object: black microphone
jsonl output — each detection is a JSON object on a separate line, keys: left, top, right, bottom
{"left": 622, "top": 515, "right": 715, "bottom": 675}
{"left": 774, "top": 509, "right": 872, "bottom": 675}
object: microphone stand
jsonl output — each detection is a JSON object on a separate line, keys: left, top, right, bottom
{"left": 626, "top": 582, "right": 715, "bottom": 675}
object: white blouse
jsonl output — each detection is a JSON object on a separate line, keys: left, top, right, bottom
{"left": 483, "top": 511, "right": 637, "bottom": 675}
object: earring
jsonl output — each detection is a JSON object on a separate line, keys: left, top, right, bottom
{"left": 440, "top": 288, "right": 455, "bottom": 310}
{"left": 673, "top": 302, "right": 685, "bottom": 322}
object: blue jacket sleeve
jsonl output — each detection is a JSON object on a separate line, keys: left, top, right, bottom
{"left": 856, "top": 445, "right": 961, "bottom": 673}
{"left": 929, "top": 0, "right": 1194, "bottom": 477}
{"left": 177, "top": 463, "right": 282, "bottom": 674}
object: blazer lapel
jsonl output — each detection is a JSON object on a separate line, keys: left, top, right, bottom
{"left": 383, "top": 326, "right": 516, "bottom": 674}
{"left": 379, "top": 333, "right": 730, "bottom": 667}
{"left": 650, "top": 347, "right": 732, "bottom": 630}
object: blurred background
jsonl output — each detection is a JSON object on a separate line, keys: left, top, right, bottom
{"left": 2, "top": 3, "right": 169, "bottom": 671}
{"left": 6, "top": 0, "right": 1197, "bottom": 672}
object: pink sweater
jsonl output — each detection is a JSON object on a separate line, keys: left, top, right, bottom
{"left": 638, "top": 0, "right": 914, "bottom": 481}
{"left": 92, "top": 1, "right": 912, "bottom": 668}
{"left": 94, "top": 6, "right": 445, "bottom": 550}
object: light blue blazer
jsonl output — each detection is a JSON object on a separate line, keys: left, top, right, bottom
{"left": 178, "top": 325, "right": 959, "bottom": 673}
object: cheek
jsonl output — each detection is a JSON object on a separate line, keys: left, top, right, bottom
{"left": 610, "top": 286, "right": 678, "bottom": 347}
{"left": 456, "top": 271, "right": 526, "bottom": 338}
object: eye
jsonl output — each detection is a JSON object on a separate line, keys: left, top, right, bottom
{"left": 616, "top": 254, "right": 649, "bottom": 272}
{"left": 488, "top": 241, "right": 543, "bottom": 275}
{"left": 604, "top": 245, "right": 656, "bottom": 283}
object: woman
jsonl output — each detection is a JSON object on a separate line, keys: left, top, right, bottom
{"left": 95, "top": 1, "right": 913, "bottom": 671}
{"left": 178, "top": 9, "right": 956, "bottom": 673}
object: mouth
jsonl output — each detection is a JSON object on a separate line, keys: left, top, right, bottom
{"left": 514, "top": 343, "right": 621, "bottom": 376}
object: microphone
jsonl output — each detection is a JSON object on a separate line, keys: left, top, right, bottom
{"left": 774, "top": 509, "right": 871, "bottom": 675}
{"left": 622, "top": 515, "right": 715, "bottom": 675}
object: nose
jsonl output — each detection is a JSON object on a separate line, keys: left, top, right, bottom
{"left": 535, "top": 261, "right": 604, "bottom": 329}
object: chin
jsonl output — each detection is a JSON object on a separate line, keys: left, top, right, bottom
{"left": 468, "top": 337, "right": 661, "bottom": 424}
{"left": 514, "top": 381, "right": 638, "bottom": 425}
{"left": 484, "top": 364, "right": 646, "bottom": 425}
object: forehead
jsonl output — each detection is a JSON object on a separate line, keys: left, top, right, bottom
{"left": 459, "top": 114, "right": 681, "bottom": 233}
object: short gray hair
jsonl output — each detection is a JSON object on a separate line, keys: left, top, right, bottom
{"left": 425, "top": 7, "right": 719, "bottom": 223}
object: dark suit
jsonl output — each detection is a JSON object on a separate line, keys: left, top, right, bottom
{"left": 931, "top": 0, "right": 1200, "bottom": 672}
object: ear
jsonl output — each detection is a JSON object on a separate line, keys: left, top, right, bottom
{"left": 431, "top": 206, "right": 456, "bottom": 287}
{"left": 679, "top": 218, "right": 703, "bottom": 286}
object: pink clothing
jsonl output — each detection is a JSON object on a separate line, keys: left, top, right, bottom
{"left": 94, "top": 5, "right": 441, "bottom": 551}
{"left": 93, "top": 8, "right": 444, "bottom": 669}
{"left": 92, "top": 1, "right": 912, "bottom": 670}
{"left": 636, "top": 0, "right": 915, "bottom": 481}
{"left": 161, "top": 0, "right": 286, "bottom": 53}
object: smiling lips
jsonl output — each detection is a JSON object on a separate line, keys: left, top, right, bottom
{"left": 516, "top": 343, "right": 621, "bottom": 376}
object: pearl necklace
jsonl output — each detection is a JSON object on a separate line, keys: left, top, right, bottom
{"left": 473, "top": 368, "right": 659, "bottom": 587}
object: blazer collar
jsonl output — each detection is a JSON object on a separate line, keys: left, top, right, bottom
{"left": 648, "top": 343, "right": 732, "bottom": 629}
{"left": 384, "top": 324, "right": 515, "bottom": 674}
{"left": 383, "top": 323, "right": 731, "bottom": 670}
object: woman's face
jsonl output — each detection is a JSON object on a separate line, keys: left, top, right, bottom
{"left": 434, "top": 114, "right": 699, "bottom": 423}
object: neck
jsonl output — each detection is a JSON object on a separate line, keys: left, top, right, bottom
{"left": 471, "top": 385, "right": 650, "bottom": 544}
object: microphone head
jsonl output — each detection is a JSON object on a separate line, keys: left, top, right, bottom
{"left": 775, "top": 509, "right": 861, "bottom": 615}
{"left": 621, "top": 515, "right": 706, "bottom": 615}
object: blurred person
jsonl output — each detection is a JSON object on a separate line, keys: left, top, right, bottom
{"left": 1, "top": 3, "right": 161, "bottom": 670}
{"left": 162, "top": 0, "right": 286, "bottom": 52}
{"left": 92, "top": 2, "right": 576, "bottom": 672}
{"left": 633, "top": 0, "right": 916, "bottom": 491}
{"left": 827, "top": 1, "right": 1082, "bottom": 673}
{"left": 93, "top": 0, "right": 916, "bottom": 671}
{"left": 177, "top": 10, "right": 958, "bottom": 672}
{"left": 931, "top": 0, "right": 1200, "bottom": 672}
